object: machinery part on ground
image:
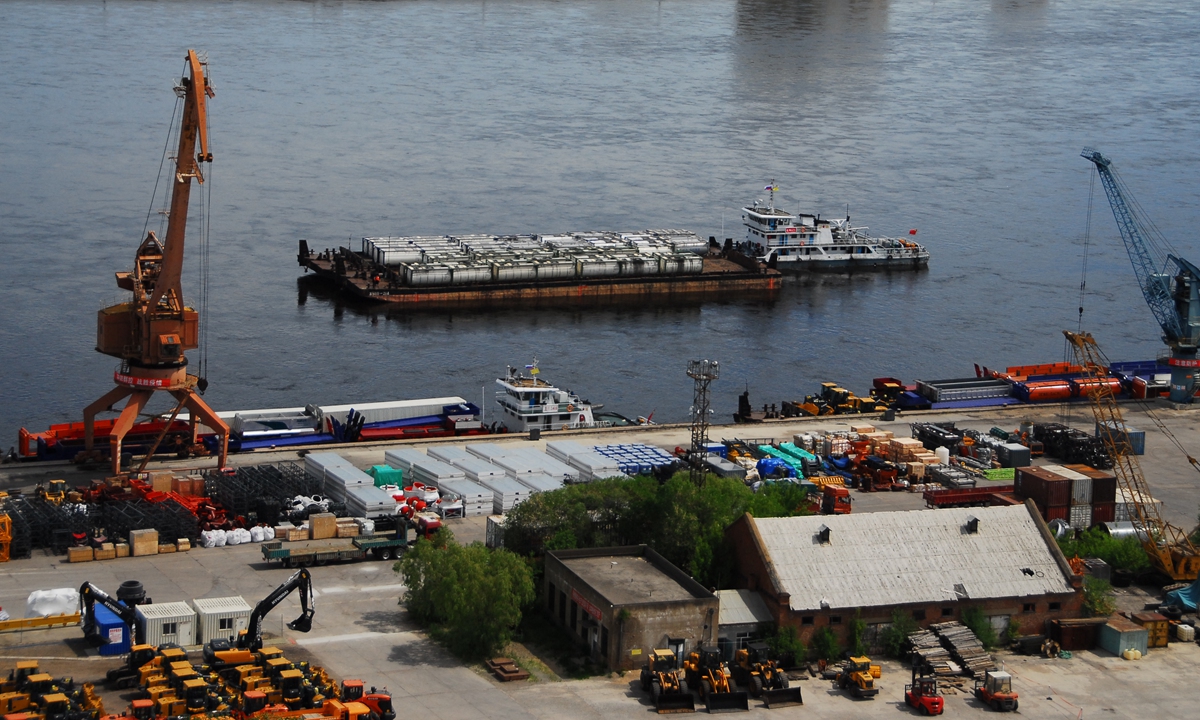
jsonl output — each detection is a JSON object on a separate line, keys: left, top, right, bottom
{"left": 903, "top": 660, "right": 944, "bottom": 716}
{"left": 1065, "top": 331, "right": 1200, "bottom": 581}
{"left": 1081, "top": 148, "right": 1200, "bottom": 403}
{"left": 682, "top": 647, "right": 748, "bottom": 713}
{"left": 833, "top": 656, "right": 879, "bottom": 699}
{"left": 973, "top": 670, "right": 1018, "bottom": 712}
{"left": 82, "top": 49, "right": 229, "bottom": 474}
{"left": 80, "top": 582, "right": 144, "bottom": 647}
{"left": 637, "top": 649, "right": 695, "bottom": 714}
{"left": 730, "top": 643, "right": 801, "bottom": 708}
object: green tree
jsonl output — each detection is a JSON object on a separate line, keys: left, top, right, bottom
{"left": 1056, "top": 527, "right": 1149, "bottom": 572}
{"left": 847, "top": 610, "right": 868, "bottom": 657}
{"left": 961, "top": 606, "right": 998, "bottom": 649}
{"left": 809, "top": 626, "right": 842, "bottom": 662}
{"left": 880, "top": 609, "right": 918, "bottom": 659}
{"left": 1082, "top": 576, "right": 1117, "bottom": 617}
{"left": 765, "top": 625, "right": 806, "bottom": 668}
{"left": 397, "top": 528, "right": 535, "bottom": 660}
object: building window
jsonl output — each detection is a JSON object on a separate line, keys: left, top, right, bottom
{"left": 548, "top": 582, "right": 556, "bottom": 611}
{"left": 830, "top": 616, "right": 842, "bottom": 625}
{"left": 219, "top": 618, "right": 234, "bottom": 630}
{"left": 163, "top": 622, "right": 177, "bottom": 635}
{"left": 913, "top": 609, "right": 926, "bottom": 621}
{"left": 1023, "top": 603, "right": 1036, "bottom": 613}
{"left": 801, "top": 616, "right": 814, "bottom": 626}
{"left": 1049, "top": 602, "right": 1060, "bottom": 611}
{"left": 941, "top": 608, "right": 954, "bottom": 618}
{"left": 570, "top": 601, "right": 578, "bottom": 631}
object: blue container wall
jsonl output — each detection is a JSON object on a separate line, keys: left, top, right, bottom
{"left": 93, "top": 603, "right": 132, "bottom": 656}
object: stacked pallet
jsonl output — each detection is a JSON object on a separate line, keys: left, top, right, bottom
{"left": 931, "top": 622, "right": 995, "bottom": 677}
{"left": 323, "top": 464, "right": 373, "bottom": 502}
{"left": 473, "top": 475, "right": 532, "bottom": 515}
{"left": 907, "top": 629, "right": 957, "bottom": 676}
{"left": 516, "top": 473, "right": 564, "bottom": 492}
{"left": 436, "top": 478, "right": 492, "bottom": 516}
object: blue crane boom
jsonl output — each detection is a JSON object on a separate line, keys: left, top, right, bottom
{"left": 1081, "top": 148, "right": 1200, "bottom": 403}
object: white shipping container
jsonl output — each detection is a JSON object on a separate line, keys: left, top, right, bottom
{"left": 1069, "top": 504, "right": 1093, "bottom": 531}
{"left": 136, "top": 602, "right": 197, "bottom": 648}
{"left": 191, "top": 596, "right": 252, "bottom": 644}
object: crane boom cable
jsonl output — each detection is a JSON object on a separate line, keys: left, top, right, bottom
{"left": 143, "top": 94, "right": 180, "bottom": 240}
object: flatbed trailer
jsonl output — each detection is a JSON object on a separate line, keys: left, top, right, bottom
{"left": 923, "top": 485, "right": 1014, "bottom": 508}
{"left": 261, "top": 529, "right": 410, "bottom": 567}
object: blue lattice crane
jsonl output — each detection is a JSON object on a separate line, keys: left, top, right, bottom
{"left": 1082, "top": 148, "right": 1200, "bottom": 403}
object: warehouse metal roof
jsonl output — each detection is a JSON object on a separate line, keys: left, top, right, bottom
{"left": 716, "top": 589, "right": 773, "bottom": 627}
{"left": 748, "top": 505, "right": 1074, "bottom": 612}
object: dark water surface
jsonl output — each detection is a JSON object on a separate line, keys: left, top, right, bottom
{"left": 2, "top": 0, "right": 1199, "bottom": 444}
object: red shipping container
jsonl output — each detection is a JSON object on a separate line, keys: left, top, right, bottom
{"left": 1092, "top": 502, "right": 1116, "bottom": 524}
{"left": 1039, "top": 504, "right": 1070, "bottom": 522}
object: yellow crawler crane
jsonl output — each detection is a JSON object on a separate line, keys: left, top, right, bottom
{"left": 1064, "top": 330, "right": 1200, "bottom": 581}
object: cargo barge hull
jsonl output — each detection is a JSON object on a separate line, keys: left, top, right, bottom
{"left": 298, "top": 247, "right": 781, "bottom": 309}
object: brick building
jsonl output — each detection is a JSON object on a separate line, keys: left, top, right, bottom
{"left": 544, "top": 545, "right": 719, "bottom": 671}
{"left": 725, "top": 501, "right": 1082, "bottom": 651}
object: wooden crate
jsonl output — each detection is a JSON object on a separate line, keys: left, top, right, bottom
{"left": 149, "top": 471, "right": 173, "bottom": 493}
{"left": 157, "top": 543, "right": 177, "bottom": 554}
{"left": 176, "top": 539, "right": 191, "bottom": 552}
{"left": 309, "top": 513, "right": 337, "bottom": 540}
{"left": 287, "top": 528, "right": 309, "bottom": 542}
{"left": 115, "top": 543, "right": 130, "bottom": 558}
{"left": 336, "top": 524, "right": 360, "bottom": 538}
{"left": 129, "top": 529, "right": 159, "bottom": 557}
{"left": 67, "top": 546, "right": 94, "bottom": 563}
{"left": 93, "top": 548, "right": 117, "bottom": 561}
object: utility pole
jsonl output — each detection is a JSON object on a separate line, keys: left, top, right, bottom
{"left": 687, "top": 359, "right": 720, "bottom": 485}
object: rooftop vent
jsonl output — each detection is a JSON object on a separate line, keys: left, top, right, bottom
{"left": 965, "top": 516, "right": 980, "bottom": 534}
{"left": 817, "top": 525, "right": 831, "bottom": 544}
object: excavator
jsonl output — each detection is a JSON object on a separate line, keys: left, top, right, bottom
{"left": 637, "top": 649, "right": 695, "bottom": 714}
{"left": 682, "top": 647, "right": 748, "bottom": 713}
{"left": 205, "top": 567, "right": 315, "bottom": 670}
{"left": 730, "top": 643, "right": 802, "bottom": 708}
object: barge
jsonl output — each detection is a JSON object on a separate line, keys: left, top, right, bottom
{"left": 297, "top": 228, "right": 780, "bottom": 308}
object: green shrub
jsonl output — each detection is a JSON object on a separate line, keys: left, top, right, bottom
{"left": 809, "top": 626, "right": 842, "bottom": 662}
{"left": 1057, "top": 527, "right": 1149, "bottom": 571}
{"left": 1082, "top": 576, "right": 1117, "bottom": 617}
{"left": 848, "top": 610, "right": 867, "bottom": 657}
{"left": 765, "top": 625, "right": 806, "bottom": 668}
{"left": 961, "top": 606, "right": 999, "bottom": 649}
{"left": 880, "top": 609, "right": 918, "bottom": 659}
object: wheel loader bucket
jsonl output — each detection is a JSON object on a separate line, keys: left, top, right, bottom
{"left": 705, "top": 691, "right": 750, "bottom": 713}
{"left": 761, "top": 686, "right": 803, "bottom": 709}
{"left": 655, "top": 693, "right": 696, "bottom": 714}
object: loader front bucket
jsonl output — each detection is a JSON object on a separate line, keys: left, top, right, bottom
{"left": 705, "top": 691, "right": 750, "bottom": 713}
{"left": 655, "top": 692, "right": 696, "bottom": 714}
{"left": 761, "top": 686, "right": 803, "bottom": 709}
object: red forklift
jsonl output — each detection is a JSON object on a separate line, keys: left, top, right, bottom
{"left": 903, "top": 659, "right": 943, "bottom": 716}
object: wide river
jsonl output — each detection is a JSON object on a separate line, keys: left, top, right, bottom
{"left": 2, "top": 0, "right": 1199, "bottom": 446}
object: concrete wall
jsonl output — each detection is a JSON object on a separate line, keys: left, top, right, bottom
{"left": 544, "top": 546, "right": 719, "bottom": 671}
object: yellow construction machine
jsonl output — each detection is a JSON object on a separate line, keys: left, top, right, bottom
{"left": 731, "top": 643, "right": 802, "bottom": 708}
{"left": 683, "top": 647, "right": 748, "bottom": 713}
{"left": 36, "top": 481, "right": 67, "bottom": 506}
{"left": 638, "top": 649, "right": 695, "bottom": 714}
{"left": 833, "top": 656, "right": 880, "bottom": 699}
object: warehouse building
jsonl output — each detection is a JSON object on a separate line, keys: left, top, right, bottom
{"left": 726, "top": 502, "right": 1082, "bottom": 650}
{"left": 544, "top": 545, "right": 719, "bottom": 671}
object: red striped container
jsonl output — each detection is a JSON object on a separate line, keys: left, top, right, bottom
{"left": 1092, "top": 502, "right": 1116, "bottom": 524}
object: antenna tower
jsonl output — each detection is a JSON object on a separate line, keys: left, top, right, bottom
{"left": 687, "top": 359, "right": 720, "bottom": 485}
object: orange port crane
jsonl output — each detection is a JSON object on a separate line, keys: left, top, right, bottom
{"left": 83, "top": 50, "right": 229, "bottom": 474}
{"left": 1064, "top": 330, "right": 1200, "bottom": 581}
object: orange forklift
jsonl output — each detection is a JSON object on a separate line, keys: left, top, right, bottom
{"left": 903, "top": 660, "right": 943, "bottom": 716}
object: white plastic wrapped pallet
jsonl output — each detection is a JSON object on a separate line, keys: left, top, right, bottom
{"left": 26, "top": 589, "right": 79, "bottom": 618}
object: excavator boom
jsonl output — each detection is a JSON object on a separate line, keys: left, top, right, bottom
{"left": 239, "top": 568, "right": 315, "bottom": 652}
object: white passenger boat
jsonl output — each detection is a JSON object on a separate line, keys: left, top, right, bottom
{"left": 740, "top": 183, "right": 929, "bottom": 270}
{"left": 495, "top": 362, "right": 601, "bottom": 432}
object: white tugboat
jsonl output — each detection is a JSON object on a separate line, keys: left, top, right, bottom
{"left": 495, "top": 361, "right": 599, "bottom": 432}
{"left": 740, "top": 182, "right": 929, "bottom": 270}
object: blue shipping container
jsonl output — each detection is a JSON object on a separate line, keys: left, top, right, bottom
{"left": 93, "top": 602, "right": 132, "bottom": 656}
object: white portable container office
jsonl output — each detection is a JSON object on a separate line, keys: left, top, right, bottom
{"left": 427, "top": 446, "right": 476, "bottom": 465}
{"left": 191, "top": 596, "right": 252, "bottom": 644}
{"left": 136, "top": 602, "right": 197, "bottom": 648}
{"left": 516, "top": 473, "right": 564, "bottom": 492}
{"left": 384, "top": 448, "right": 429, "bottom": 475}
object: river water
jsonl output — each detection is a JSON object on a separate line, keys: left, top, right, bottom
{"left": 2, "top": 0, "right": 1199, "bottom": 446}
